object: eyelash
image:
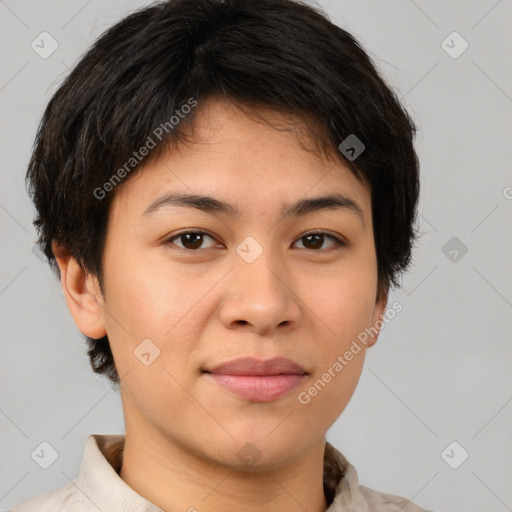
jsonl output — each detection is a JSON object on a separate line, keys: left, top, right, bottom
{"left": 163, "top": 230, "right": 346, "bottom": 253}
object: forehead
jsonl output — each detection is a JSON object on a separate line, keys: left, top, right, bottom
{"left": 110, "top": 98, "right": 371, "bottom": 221}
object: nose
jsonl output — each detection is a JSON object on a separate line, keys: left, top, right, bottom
{"left": 218, "top": 251, "right": 302, "bottom": 335}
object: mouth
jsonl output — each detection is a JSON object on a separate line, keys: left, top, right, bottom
{"left": 201, "top": 356, "right": 308, "bottom": 402}
{"left": 202, "top": 356, "right": 308, "bottom": 376}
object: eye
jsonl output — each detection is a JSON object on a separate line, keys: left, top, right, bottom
{"left": 293, "top": 231, "right": 346, "bottom": 251}
{"left": 164, "top": 230, "right": 346, "bottom": 253}
{"left": 165, "top": 231, "right": 220, "bottom": 251}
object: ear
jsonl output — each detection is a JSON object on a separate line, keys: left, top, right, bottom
{"left": 365, "top": 288, "right": 388, "bottom": 348}
{"left": 52, "top": 242, "right": 107, "bottom": 339}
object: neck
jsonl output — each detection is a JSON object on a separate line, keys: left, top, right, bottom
{"left": 119, "top": 424, "right": 329, "bottom": 512}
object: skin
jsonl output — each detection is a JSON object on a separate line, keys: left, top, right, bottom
{"left": 54, "top": 97, "right": 387, "bottom": 512}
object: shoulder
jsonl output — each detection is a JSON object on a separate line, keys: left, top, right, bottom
{"left": 324, "top": 441, "right": 433, "bottom": 512}
{"left": 359, "top": 484, "right": 434, "bottom": 512}
{"left": 9, "top": 434, "right": 123, "bottom": 512}
{"left": 9, "top": 481, "right": 86, "bottom": 512}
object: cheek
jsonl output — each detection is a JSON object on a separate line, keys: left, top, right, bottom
{"left": 292, "top": 268, "right": 376, "bottom": 424}
{"left": 296, "top": 346, "right": 365, "bottom": 434}
{"left": 102, "top": 269, "right": 208, "bottom": 425}
{"left": 101, "top": 252, "right": 218, "bottom": 382}
{"left": 102, "top": 249, "right": 199, "bottom": 337}
{"left": 306, "top": 265, "right": 378, "bottom": 347}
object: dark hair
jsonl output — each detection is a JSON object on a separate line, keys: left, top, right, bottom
{"left": 26, "top": 0, "right": 420, "bottom": 386}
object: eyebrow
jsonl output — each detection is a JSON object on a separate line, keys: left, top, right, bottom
{"left": 142, "top": 191, "right": 364, "bottom": 225}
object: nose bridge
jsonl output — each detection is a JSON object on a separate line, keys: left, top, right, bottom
{"left": 234, "top": 236, "right": 288, "bottom": 301}
{"left": 219, "top": 235, "right": 302, "bottom": 332}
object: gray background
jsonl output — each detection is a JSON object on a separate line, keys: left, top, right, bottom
{"left": 1, "top": 1, "right": 511, "bottom": 511}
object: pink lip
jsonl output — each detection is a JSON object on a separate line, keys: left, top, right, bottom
{"left": 202, "top": 357, "right": 308, "bottom": 402}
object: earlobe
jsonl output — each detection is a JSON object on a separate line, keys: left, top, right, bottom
{"left": 52, "top": 242, "right": 107, "bottom": 339}
{"left": 366, "top": 291, "right": 388, "bottom": 348}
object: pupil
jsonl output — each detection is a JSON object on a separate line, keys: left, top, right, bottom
{"left": 179, "top": 233, "right": 325, "bottom": 250}
{"left": 183, "top": 233, "right": 202, "bottom": 249}
{"left": 304, "top": 234, "right": 323, "bottom": 249}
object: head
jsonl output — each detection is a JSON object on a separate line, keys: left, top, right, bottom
{"left": 27, "top": 0, "right": 419, "bottom": 465}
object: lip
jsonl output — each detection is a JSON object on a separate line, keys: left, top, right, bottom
{"left": 202, "top": 357, "right": 308, "bottom": 402}
{"left": 203, "top": 356, "right": 307, "bottom": 376}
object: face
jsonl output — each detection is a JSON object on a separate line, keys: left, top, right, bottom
{"left": 63, "top": 98, "right": 387, "bottom": 469}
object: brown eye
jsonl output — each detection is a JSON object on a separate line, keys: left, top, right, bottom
{"left": 166, "top": 231, "right": 218, "bottom": 251}
{"left": 294, "top": 232, "right": 345, "bottom": 251}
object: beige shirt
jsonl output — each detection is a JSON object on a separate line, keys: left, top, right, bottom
{"left": 11, "top": 434, "right": 431, "bottom": 512}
